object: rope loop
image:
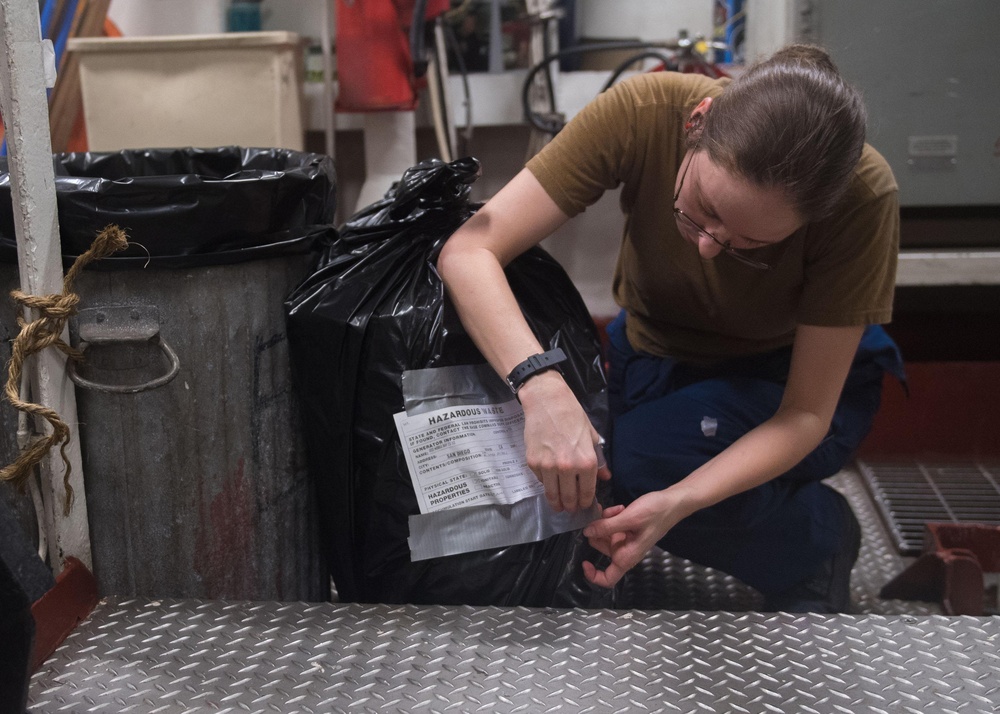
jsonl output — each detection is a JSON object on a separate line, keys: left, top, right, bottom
{"left": 1, "top": 225, "right": 129, "bottom": 514}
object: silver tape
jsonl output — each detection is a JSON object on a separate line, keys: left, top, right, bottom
{"left": 408, "top": 496, "right": 599, "bottom": 561}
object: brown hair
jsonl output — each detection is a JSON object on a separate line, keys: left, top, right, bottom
{"left": 697, "top": 44, "right": 867, "bottom": 221}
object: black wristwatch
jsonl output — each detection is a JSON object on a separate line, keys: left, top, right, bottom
{"left": 505, "top": 348, "right": 567, "bottom": 397}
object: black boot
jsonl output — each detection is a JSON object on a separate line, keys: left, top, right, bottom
{"left": 763, "top": 489, "right": 862, "bottom": 614}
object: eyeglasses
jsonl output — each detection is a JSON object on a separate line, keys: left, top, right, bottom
{"left": 673, "top": 148, "right": 774, "bottom": 271}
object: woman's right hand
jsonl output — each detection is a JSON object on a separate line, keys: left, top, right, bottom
{"left": 517, "top": 370, "right": 611, "bottom": 513}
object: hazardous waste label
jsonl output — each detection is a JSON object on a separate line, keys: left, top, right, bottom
{"left": 393, "top": 400, "right": 544, "bottom": 514}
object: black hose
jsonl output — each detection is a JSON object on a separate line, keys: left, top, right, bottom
{"left": 600, "top": 51, "right": 677, "bottom": 94}
{"left": 521, "top": 41, "right": 680, "bottom": 134}
{"left": 410, "top": 0, "right": 430, "bottom": 78}
{"left": 441, "top": 18, "right": 474, "bottom": 152}
{"left": 540, "top": 23, "right": 557, "bottom": 123}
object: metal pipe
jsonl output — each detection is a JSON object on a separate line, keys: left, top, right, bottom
{"left": 320, "top": 0, "right": 335, "bottom": 161}
{"left": 0, "top": 0, "right": 92, "bottom": 571}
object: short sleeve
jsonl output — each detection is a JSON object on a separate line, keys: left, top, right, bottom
{"left": 796, "top": 165, "right": 900, "bottom": 327}
{"left": 525, "top": 81, "right": 640, "bottom": 217}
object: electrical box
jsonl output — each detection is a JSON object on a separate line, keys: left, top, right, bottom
{"left": 795, "top": 0, "right": 1000, "bottom": 208}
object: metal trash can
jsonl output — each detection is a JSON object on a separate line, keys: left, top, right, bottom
{"left": 0, "top": 147, "right": 334, "bottom": 601}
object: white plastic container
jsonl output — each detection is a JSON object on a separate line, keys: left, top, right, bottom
{"left": 68, "top": 32, "right": 305, "bottom": 152}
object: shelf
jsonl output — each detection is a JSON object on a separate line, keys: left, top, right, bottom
{"left": 896, "top": 249, "right": 1000, "bottom": 286}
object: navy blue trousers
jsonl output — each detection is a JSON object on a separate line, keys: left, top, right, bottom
{"left": 606, "top": 311, "right": 904, "bottom": 595}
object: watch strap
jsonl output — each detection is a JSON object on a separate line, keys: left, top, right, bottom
{"left": 505, "top": 348, "right": 567, "bottom": 395}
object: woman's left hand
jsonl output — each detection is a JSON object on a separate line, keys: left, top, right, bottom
{"left": 582, "top": 490, "right": 689, "bottom": 589}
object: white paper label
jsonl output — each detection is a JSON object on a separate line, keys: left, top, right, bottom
{"left": 393, "top": 399, "right": 544, "bottom": 514}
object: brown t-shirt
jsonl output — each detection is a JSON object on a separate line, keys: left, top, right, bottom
{"left": 526, "top": 72, "right": 900, "bottom": 362}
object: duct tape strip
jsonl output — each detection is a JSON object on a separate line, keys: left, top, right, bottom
{"left": 408, "top": 496, "right": 599, "bottom": 561}
{"left": 402, "top": 362, "right": 513, "bottom": 415}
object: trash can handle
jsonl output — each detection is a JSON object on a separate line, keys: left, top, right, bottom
{"left": 68, "top": 337, "right": 180, "bottom": 394}
{"left": 67, "top": 306, "right": 180, "bottom": 394}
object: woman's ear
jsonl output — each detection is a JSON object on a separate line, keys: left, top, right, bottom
{"left": 685, "top": 97, "right": 713, "bottom": 137}
{"left": 691, "top": 96, "right": 713, "bottom": 118}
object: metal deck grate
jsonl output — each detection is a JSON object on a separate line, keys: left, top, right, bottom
{"left": 29, "top": 467, "right": 961, "bottom": 713}
{"left": 858, "top": 460, "right": 1000, "bottom": 555}
{"left": 28, "top": 599, "right": 1000, "bottom": 713}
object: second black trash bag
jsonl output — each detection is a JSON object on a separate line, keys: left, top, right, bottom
{"left": 286, "top": 157, "right": 611, "bottom": 606}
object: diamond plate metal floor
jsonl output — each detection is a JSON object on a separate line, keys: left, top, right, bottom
{"left": 30, "top": 467, "right": 975, "bottom": 713}
{"left": 28, "top": 599, "right": 1000, "bottom": 713}
{"left": 620, "top": 468, "right": 941, "bottom": 615}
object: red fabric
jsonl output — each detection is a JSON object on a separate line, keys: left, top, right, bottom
{"left": 335, "top": 0, "right": 450, "bottom": 113}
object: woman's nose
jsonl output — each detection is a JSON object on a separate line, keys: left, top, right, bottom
{"left": 697, "top": 232, "right": 724, "bottom": 259}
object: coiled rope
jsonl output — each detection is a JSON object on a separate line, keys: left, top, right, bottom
{"left": 1, "top": 225, "right": 128, "bottom": 514}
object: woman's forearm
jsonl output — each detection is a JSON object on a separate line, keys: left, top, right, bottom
{"left": 668, "top": 324, "right": 865, "bottom": 519}
{"left": 437, "top": 169, "right": 572, "bottom": 377}
{"left": 667, "top": 406, "right": 831, "bottom": 519}
{"left": 438, "top": 239, "right": 546, "bottom": 377}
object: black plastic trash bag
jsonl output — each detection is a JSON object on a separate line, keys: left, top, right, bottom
{"left": 286, "top": 157, "right": 612, "bottom": 606}
{"left": 0, "top": 147, "right": 336, "bottom": 269}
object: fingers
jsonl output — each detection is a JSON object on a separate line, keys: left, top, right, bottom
{"left": 541, "top": 470, "right": 601, "bottom": 513}
{"left": 584, "top": 505, "right": 629, "bottom": 558}
{"left": 582, "top": 524, "right": 643, "bottom": 588}
{"left": 582, "top": 491, "right": 680, "bottom": 590}
{"left": 583, "top": 558, "right": 627, "bottom": 589}
{"left": 583, "top": 504, "right": 637, "bottom": 579}
{"left": 541, "top": 471, "right": 563, "bottom": 512}
{"left": 576, "top": 470, "right": 597, "bottom": 510}
{"left": 587, "top": 529, "right": 627, "bottom": 558}
{"left": 582, "top": 506, "right": 628, "bottom": 540}
{"left": 528, "top": 432, "right": 609, "bottom": 513}
{"left": 600, "top": 504, "right": 626, "bottom": 519}
{"left": 556, "top": 470, "right": 579, "bottom": 511}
